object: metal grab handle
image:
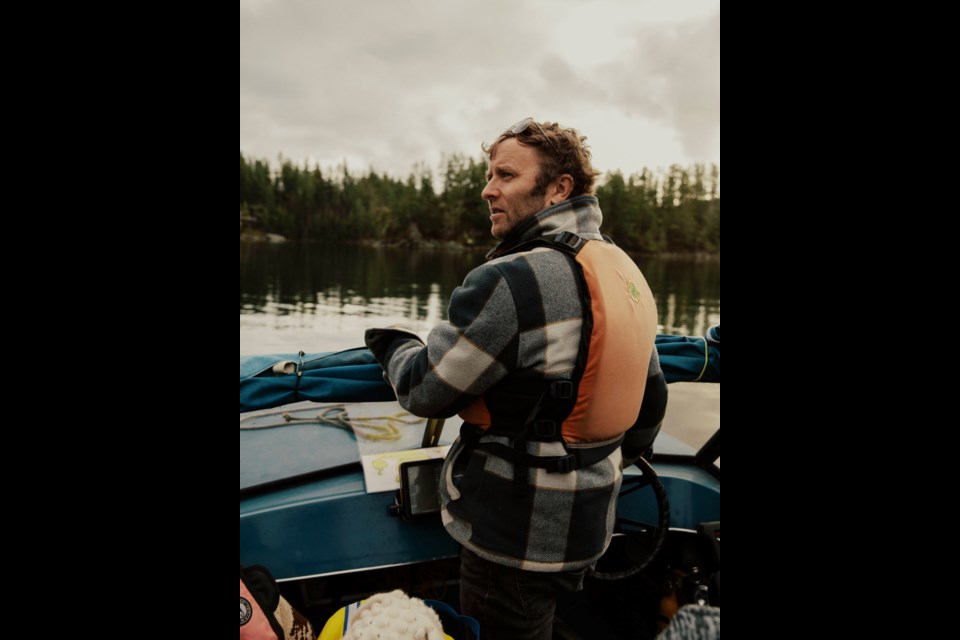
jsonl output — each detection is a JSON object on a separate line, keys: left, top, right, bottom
{"left": 421, "top": 418, "right": 445, "bottom": 447}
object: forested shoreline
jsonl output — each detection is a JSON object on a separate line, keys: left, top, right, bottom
{"left": 240, "top": 153, "right": 719, "bottom": 254}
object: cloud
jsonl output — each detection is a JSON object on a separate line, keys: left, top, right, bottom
{"left": 241, "top": 0, "right": 720, "bottom": 177}
{"left": 532, "top": 9, "right": 720, "bottom": 164}
{"left": 601, "top": 11, "right": 721, "bottom": 160}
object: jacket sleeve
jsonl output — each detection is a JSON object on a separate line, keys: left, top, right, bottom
{"left": 622, "top": 348, "right": 668, "bottom": 466}
{"left": 364, "top": 262, "right": 519, "bottom": 418}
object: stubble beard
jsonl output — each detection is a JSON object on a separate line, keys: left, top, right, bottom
{"left": 491, "top": 188, "right": 548, "bottom": 240}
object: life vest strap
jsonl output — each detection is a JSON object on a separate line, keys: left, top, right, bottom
{"left": 471, "top": 436, "right": 624, "bottom": 473}
{"left": 460, "top": 421, "right": 486, "bottom": 447}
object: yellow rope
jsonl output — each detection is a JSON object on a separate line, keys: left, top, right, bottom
{"left": 239, "top": 404, "right": 413, "bottom": 441}
{"left": 692, "top": 338, "right": 709, "bottom": 382}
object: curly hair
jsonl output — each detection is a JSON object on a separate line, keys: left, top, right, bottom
{"left": 482, "top": 120, "right": 601, "bottom": 197}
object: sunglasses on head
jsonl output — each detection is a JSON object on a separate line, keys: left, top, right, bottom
{"left": 510, "top": 117, "right": 559, "bottom": 154}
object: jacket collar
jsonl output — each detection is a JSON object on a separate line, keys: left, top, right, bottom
{"left": 486, "top": 195, "right": 604, "bottom": 260}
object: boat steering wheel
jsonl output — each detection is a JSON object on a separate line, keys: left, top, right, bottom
{"left": 589, "top": 456, "right": 670, "bottom": 580}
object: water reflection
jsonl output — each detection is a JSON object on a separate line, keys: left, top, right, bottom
{"left": 636, "top": 256, "right": 722, "bottom": 337}
{"left": 240, "top": 241, "right": 719, "bottom": 354}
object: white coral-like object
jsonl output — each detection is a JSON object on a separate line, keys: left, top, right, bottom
{"left": 343, "top": 590, "right": 446, "bottom": 640}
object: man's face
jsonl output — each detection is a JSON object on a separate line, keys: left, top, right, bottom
{"left": 481, "top": 138, "right": 552, "bottom": 240}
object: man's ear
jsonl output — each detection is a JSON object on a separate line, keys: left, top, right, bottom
{"left": 549, "top": 174, "right": 574, "bottom": 204}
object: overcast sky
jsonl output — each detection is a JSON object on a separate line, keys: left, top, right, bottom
{"left": 240, "top": 0, "right": 720, "bottom": 180}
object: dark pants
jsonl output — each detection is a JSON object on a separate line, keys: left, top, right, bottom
{"left": 459, "top": 547, "right": 586, "bottom": 640}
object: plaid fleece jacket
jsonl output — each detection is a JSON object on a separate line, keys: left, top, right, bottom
{"left": 365, "top": 195, "right": 659, "bottom": 571}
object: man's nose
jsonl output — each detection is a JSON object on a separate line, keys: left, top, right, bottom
{"left": 481, "top": 181, "right": 496, "bottom": 201}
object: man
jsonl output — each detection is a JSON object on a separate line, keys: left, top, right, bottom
{"left": 365, "top": 118, "right": 666, "bottom": 639}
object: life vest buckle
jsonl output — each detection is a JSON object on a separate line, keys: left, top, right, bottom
{"left": 550, "top": 380, "right": 574, "bottom": 399}
{"left": 552, "top": 454, "right": 577, "bottom": 473}
{"left": 554, "top": 231, "right": 584, "bottom": 251}
{"left": 533, "top": 419, "right": 559, "bottom": 439}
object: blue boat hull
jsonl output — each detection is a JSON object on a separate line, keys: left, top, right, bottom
{"left": 240, "top": 433, "right": 719, "bottom": 582}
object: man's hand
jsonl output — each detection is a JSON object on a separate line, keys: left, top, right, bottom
{"left": 364, "top": 326, "right": 424, "bottom": 360}
{"left": 364, "top": 326, "right": 426, "bottom": 379}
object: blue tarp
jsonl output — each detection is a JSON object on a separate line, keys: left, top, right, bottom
{"left": 239, "top": 327, "right": 720, "bottom": 413}
{"left": 240, "top": 348, "right": 396, "bottom": 413}
{"left": 656, "top": 325, "right": 720, "bottom": 383}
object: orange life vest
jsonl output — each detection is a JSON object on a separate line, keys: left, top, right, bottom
{"left": 458, "top": 232, "right": 657, "bottom": 466}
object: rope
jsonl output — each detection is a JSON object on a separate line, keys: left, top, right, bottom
{"left": 239, "top": 404, "right": 419, "bottom": 442}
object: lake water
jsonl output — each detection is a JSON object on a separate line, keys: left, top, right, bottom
{"left": 240, "top": 241, "right": 719, "bottom": 354}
